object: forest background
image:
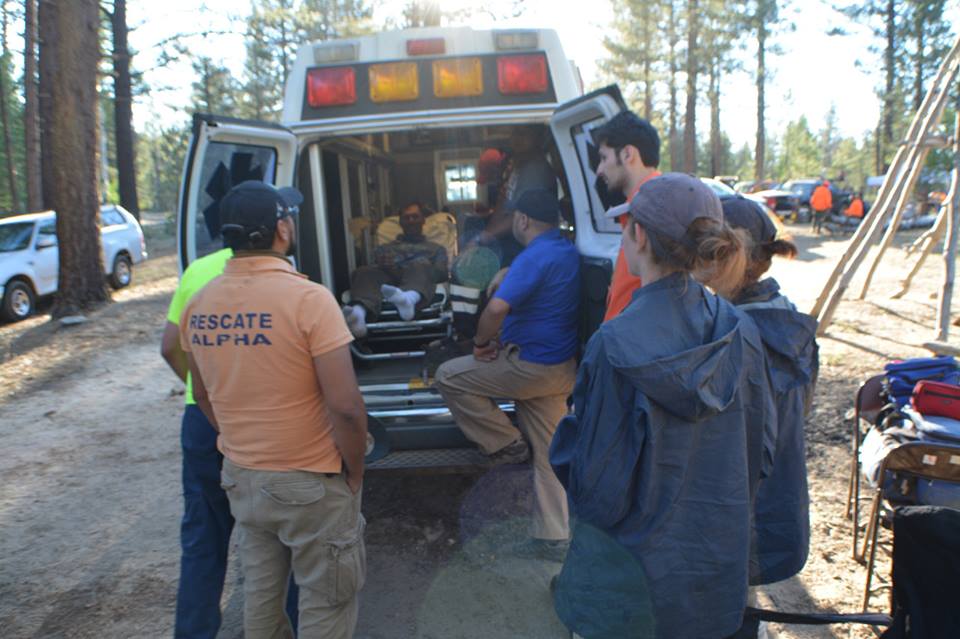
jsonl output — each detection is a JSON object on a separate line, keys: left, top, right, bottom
{"left": 0, "top": 0, "right": 957, "bottom": 229}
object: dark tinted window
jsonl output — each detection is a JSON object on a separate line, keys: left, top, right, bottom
{"left": 0, "top": 222, "right": 35, "bottom": 252}
{"left": 194, "top": 142, "right": 278, "bottom": 259}
{"left": 100, "top": 207, "right": 126, "bottom": 226}
{"left": 35, "top": 222, "right": 57, "bottom": 247}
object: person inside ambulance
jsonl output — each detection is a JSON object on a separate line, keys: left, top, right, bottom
{"left": 467, "top": 126, "right": 558, "bottom": 267}
{"left": 343, "top": 202, "right": 449, "bottom": 338}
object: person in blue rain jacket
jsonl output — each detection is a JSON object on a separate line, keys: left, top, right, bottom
{"left": 550, "top": 174, "right": 774, "bottom": 639}
{"left": 720, "top": 196, "right": 819, "bottom": 587}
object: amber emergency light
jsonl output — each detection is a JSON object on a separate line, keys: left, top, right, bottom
{"left": 369, "top": 62, "right": 419, "bottom": 102}
{"left": 433, "top": 58, "right": 483, "bottom": 98}
{"left": 307, "top": 67, "right": 356, "bottom": 107}
{"left": 497, "top": 54, "right": 548, "bottom": 95}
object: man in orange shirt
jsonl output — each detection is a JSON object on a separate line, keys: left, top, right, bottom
{"left": 181, "top": 181, "right": 368, "bottom": 639}
{"left": 592, "top": 111, "right": 662, "bottom": 321}
{"left": 810, "top": 180, "right": 833, "bottom": 234}
{"left": 845, "top": 192, "right": 865, "bottom": 219}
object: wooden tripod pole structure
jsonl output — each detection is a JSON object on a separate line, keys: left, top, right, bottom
{"left": 858, "top": 145, "right": 936, "bottom": 299}
{"left": 810, "top": 36, "right": 960, "bottom": 336}
{"left": 892, "top": 208, "right": 947, "bottom": 299}
{"left": 936, "top": 110, "right": 960, "bottom": 341}
{"left": 906, "top": 204, "right": 948, "bottom": 256}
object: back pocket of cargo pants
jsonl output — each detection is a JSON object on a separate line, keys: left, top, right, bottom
{"left": 261, "top": 478, "right": 327, "bottom": 506}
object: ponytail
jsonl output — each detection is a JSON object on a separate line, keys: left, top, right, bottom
{"left": 644, "top": 217, "right": 747, "bottom": 297}
{"left": 742, "top": 237, "right": 798, "bottom": 287}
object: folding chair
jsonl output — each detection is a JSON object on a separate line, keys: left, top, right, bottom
{"left": 859, "top": 441, "right": 960, "bottom": 612}
{"left": 846, "top": 373, "right": 888, "bottom": 560}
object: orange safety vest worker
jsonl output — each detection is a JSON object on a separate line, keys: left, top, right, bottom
{"left": 810, "top": 184, "right": 833, "bottom": 212}
{"left": 845, "top": 197, "right": 864, "bottom": 219}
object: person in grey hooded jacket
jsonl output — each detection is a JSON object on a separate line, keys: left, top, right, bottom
{"left": 549, "top": 174, "right": 774, "bottom": 639}
{"left": 720, "top": 197, "right": 819, "bottom": 588}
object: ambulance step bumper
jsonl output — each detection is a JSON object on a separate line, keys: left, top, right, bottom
{"left": 366, "top": 447, "right": 488, "bottom": 473}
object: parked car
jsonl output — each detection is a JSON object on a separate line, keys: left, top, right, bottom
{"left": 748, "top": 187, "right": 802, "bottom": 222}
{"left": 701, "top": 177, "right": 739, "bottom": 199}
{"left": 782, "top": 178, "right": 853, "bottom": 219}
{"left": 0, "top": 205, "right": 147, "bottom": 321}
{"left": 699, "top": 177, "right": 786, "bottom": 236}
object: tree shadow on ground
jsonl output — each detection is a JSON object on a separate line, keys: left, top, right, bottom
{"left": 1, "top": 288, "right": 172, "bottom": 401}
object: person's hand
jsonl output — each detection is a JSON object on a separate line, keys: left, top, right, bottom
{"left": 473, "top": 340, "right": 499, "bottom": 362}
{"left": 345, "top": 467, "right": 363, "bottom": 494}
{"left": 486, "top": 267, "right": 510, "bottom": 297}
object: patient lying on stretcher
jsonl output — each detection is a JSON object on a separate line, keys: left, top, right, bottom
{"left": 342, "top": 202, "right": 449, "bottom": 338}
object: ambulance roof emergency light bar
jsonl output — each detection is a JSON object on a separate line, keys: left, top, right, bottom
{"left": 312, "top": 41, "right": 359, "bottom": 64}
{"left": 494, "top": 30, "right": 539, "bottom": 50}
{"left": 306, "top": 30, "right": 549, "bottom": 107}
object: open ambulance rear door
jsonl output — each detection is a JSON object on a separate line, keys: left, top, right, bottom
{"left": 178, "top": 114, "right": 298, "bottom": 272}
{"left": 550, "top": 85, "right": 626, "bottom": 341}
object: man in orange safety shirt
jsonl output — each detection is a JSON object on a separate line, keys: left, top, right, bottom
{"left": 591, "top": 111, "right": 662, "bottom": 321}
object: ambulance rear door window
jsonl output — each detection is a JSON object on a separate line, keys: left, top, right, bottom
{"left": 194, "top": 142, "right": 278, "bottom": 259}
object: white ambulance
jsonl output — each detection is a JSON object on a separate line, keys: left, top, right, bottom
{"left": 177, "top": 26, "right": 629, "bottom": 470}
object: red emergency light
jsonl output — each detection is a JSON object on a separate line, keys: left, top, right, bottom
{"left": 307, "top": 67, "right": 356, "bottom": 107}
{"left": 497, "top": 54, "right": 548, "bottom": 95}
{"left": 407, "top": 38, "right": 445, "bottom": 56}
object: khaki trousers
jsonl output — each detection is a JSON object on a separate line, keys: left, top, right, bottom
{"left": 434, "top": 345, "right": 575, "bottom": 540}
{"left": 350, "top": 263, "right": 435, "bottom": 319}
{"left": 221, "top": 459, "right": 365, "bottom": 639}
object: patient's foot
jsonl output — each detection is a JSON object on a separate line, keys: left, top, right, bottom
{"left": 343, "top": 304, "right": 367, "bottom": 338}
{"left": 381, "top": 285, "right": 421, "bottom": 321}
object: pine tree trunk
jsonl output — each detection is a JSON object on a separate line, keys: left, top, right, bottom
{"left": 683, "top": 0, "right": 698, "bottom": 173}
{"left": 883, "top": 0, "right": 896, "bottom": 147}
{"left": 38, "top": 0, "right": 55, "bottom": 212}
{"left": 913, "top": 13, "right": 924, "bottom": 113}
{"left": 755, "top": 11, "right": 767, "bottom": 181}
{"left": 642, "top": 2, "right": 653, "bottom": 121}
{"left": 668, "top": 0, "right": 680, "bottom": 171}
{"left": 0, "top": 4, "right": 19, "bottom": 210}
{"left": 24, "top": 0, "right": 42, "bottom": 211}
{"left": 709, "top": 58, "right": 721, "bottom": 177}
{"left": 41, "top": 0, "right": 108, "bottom": 317}
{"left": 111, "top": 0, "right": 139, "bottom": 218}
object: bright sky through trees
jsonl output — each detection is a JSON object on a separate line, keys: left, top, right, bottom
{"left": 127, "top": 0, "right": 957, "bottom": 148}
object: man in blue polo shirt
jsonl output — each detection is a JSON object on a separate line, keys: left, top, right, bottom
{"left": 435, "top": 188, "right": 579, "bottom": 561}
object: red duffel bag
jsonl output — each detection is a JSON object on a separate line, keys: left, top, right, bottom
{"left": 911, "top": 380, "right": 960, "bottom": 419}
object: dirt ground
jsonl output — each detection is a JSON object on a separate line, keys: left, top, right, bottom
{"left": 1, "top": 220, "right": 956, "bottom": 638}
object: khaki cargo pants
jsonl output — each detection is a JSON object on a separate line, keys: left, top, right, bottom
{"left": 221, "top": 459, "right": 365, "bottom": 639}
{"left": 434, "top": 344, "right": 576, "bottom": 541}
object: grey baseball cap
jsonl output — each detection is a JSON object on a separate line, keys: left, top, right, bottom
{"left": 607, "top": 173, "right": 723, "bottom": 242}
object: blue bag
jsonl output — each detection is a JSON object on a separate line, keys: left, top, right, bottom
{"left": 884, "top": 356, "right": 960, "bottom": 407}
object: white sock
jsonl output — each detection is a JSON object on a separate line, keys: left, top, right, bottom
{"left": 381, "top": 284, "right": 421, "bottom": 321}
{"left": 343, "top": 304, "right": 367, "bottom": 338}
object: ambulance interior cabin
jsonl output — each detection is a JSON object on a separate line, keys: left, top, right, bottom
{"left": 293, "top": 123, "right": 575, "bottom": 370}
{"left": 188, "top": 124, "right": 582, "bottom": 385}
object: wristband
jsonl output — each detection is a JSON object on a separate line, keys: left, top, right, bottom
{"left": 474, "top": 338, "right": 491, "bottom": 349}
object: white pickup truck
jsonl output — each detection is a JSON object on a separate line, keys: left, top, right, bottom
{"left": 0, "top": 205, "right": 147, "bottom": 321}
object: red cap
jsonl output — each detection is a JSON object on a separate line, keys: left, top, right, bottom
{"left": 477, "top": 148, "right": 505, "bottom": 185}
